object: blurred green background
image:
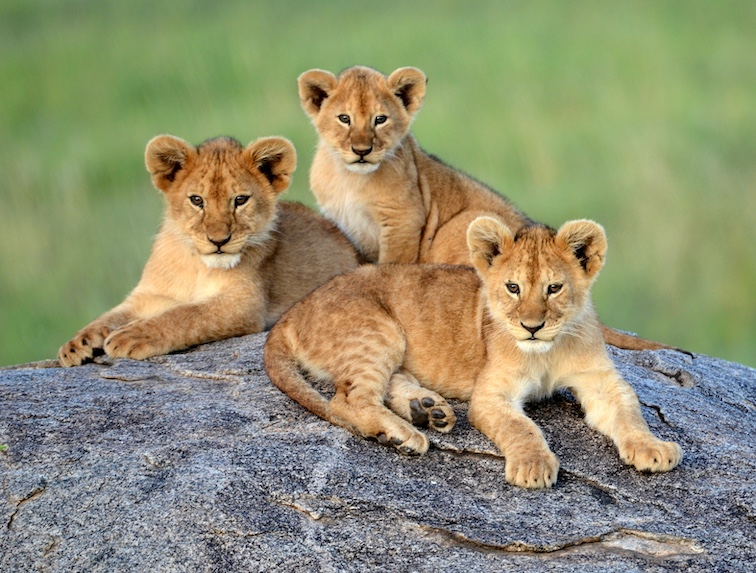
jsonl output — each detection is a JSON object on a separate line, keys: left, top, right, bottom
{"left": 1, "top": 0, "right": 754, "bottom": 367}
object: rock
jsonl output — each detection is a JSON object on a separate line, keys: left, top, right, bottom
{"left": 1, "top": 333, "right": 754, "bottom": 572}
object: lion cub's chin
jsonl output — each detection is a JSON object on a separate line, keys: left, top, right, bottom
{"left": 201, "top": 253, "right": 241, "bottom": 270}
{"left": 345, "top": 161, "right": 380, "bottom": 174}
{"left": 515, "top": 339, "right": 554, "bottom": 354}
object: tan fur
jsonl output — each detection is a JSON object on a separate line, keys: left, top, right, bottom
{"left": 298, "top": 65, "right": 682, "bottom": 353}
{"left": 58, "top": 135, "right": 358, "bottom": 367}
{"left": 264, "top": 217, "right": 682, "bottom": 489}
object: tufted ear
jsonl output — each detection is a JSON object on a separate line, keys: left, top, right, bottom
{"left": 298, "top": 69, "right": 339, "bottom": 118}
{"left": 145, "top": 135, "right": 195, "bottom": 192}
{"left": 387, "top": 67, "right": 427, "bottom": 116}
{"left": 243, "top": 137, "right": 297, "bottom": 194}
{"left": 556, "top": 219, "right": 607, "bottom": 279}
{"left": 467, "top": 216, "right": 514, "bottom": 276}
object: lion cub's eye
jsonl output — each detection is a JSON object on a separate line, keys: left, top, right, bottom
{"left": 234, "top": 195, "right": 250, "bottom": 207}
{"left": 374, "top": 115, "right": 388, "bottom": 125}
{"left": 337, "top": 114, "right": 351, "bottom": 125}
{"left": 505, "top": 282, "right": 520, "bottom": 295}
{"left": 547, "top": 284, "right": 563, "bottom": 295}
{"left": 189, "top": 195, "right": 204, "bottom": 208}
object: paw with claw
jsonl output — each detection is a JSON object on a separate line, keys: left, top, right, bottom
{"left": 504, "top": 447, "right": 560, "bottom": 489}
{"left": 619, "top": 435, "right": 683, "bottom": 472}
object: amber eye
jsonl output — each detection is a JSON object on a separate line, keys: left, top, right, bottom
{"left": 506, "top": 283, "right": 520, "bottom": 295}
{"left": 337, "top": 114, "right": 351, "bottom": 125}
{"left": 234, "top": 195, "right": 250, "bottom": 207}
{"left": 374, "top": 115, "right": 387, "bottom": 125}
{"left": 547, "top": 284, "right": 563, "bottom": 295}
{"left": 189, "top": 195, "right": 204, "bottom": 208}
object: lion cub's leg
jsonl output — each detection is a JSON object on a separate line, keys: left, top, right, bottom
{"left": 323, "top": 324, "right": 430, "bottom": 455}
{"left": 103, "top": 290, "right": 265, "bottom": 361}
{"left": 385, "top": 369, "right": 456, "bottom": 433}
{"left": 569, "top": 369, "right": 683, "bottom": 473}
{"left": 58, "top": 307, "right": 134, "bottom": 367}
{"left": 468, "top": 371, "right": 559, "bottom": 489}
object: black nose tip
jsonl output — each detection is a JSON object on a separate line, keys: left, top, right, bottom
{"left": 209, "top": 236, "right": 231, "bottom": 248}
{"left": 521, "top": 322, "right": 545, "bottom": 335}
{"left": 352, "top": 146, "right": 373, "bottom": 158}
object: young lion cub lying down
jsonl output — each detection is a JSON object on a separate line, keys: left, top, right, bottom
{"left": 58, "top": 135, "right": 358, "bottom": 367}
{"left": 264, "top": 217, "right": 682, "bottom": 488}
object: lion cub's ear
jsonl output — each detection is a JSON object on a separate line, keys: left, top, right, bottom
{"left": 387, "top": 67, "right": 427, "bottom": 116}
{"left": 467, "top": 216, "right": 514, "bottom": 275}
{"left": 243, "top": 137, "right": 297, "bottom": 195}
{"left": 145, "top": 135, "right": 196, "bottom": 192}
{"left": 298, "top": 69, "right": 339, "bottom": 118}
{"left": 556, "top": 220, "right": 608, "bottom": 279}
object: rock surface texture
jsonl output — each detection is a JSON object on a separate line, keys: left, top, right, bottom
{"left": 1, "top": 333, "right": 754, "bottom": 572}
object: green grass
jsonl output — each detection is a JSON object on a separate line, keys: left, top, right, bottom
{"left": 1, "top": 0, "right": 754, "bottom": 367}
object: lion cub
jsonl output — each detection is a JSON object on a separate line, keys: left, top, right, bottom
{"left": 264, "top": 217, "right": 682, "bottom": 488}
{"left": 58, "top": 135, "right": 358, "bottom": 367}
{"left": 298, "top": 65, "right": 679, "bottom": 353}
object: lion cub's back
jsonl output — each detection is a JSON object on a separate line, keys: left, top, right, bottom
{"left": 278, "top": 263, "right": 486, "bottom": 398}
{"left": 264, "top": 201, "right": 360, "bottom": 325}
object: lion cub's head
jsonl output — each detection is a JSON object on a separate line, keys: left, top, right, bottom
{"left": 468, "top": 217, "right": 608, "bottom": 353}
{"left": 298, "top": 65, "right": 426, "bottom": 174}
{"left": 145, "top": 135, "right": 296, "bottom": 269}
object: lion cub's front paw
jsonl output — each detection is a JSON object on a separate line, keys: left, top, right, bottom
{"left": 58, "top": 325, "right": 111, "bottom": 367}
{"left": 104, "top": 323, "right": 169, "bottom": 360}
{"left": 505, "top": 449, "right": 560, "bottom": 489}
{"left": 619, "top": 436, "right": 683, "bottom": 473}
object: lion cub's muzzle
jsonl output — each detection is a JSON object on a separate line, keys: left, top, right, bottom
{"left": 512, "top": 320, "right": 556, "bottom": 353}
{"left": 197, "top": 233, "right": 243, "bottom": 268}
{"left": 346, "top": 144, "right": 382, "bottom": 173}
{"left": 208, "top": 235, "right": 231, "bottom": 254}
{"left": 521, "top": 321, "right": 546, "bottom": 340}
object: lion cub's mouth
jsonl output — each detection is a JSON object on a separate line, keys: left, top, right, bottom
{"left": 201, "top": 252, "right": 241, "bottom": 270}
{"left": 346, "top": 159, "right": 380, "bottom": 174}
{"left": 516, "top": 339, "right": 554, "bottom": 354}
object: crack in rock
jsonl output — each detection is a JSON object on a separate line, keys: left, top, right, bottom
{"left": 430, "top": 442, "right": 502, "bottom": 460}
{"left": 270, "top": 493, "right": 361, "bottom": 522}
{"left": 99, "top": 373, "right": 162, "bottom": 383}
{"left": 629, "top": 352, "right": 697, "bottom": 388}
{"left": 42, "top": 535, "right": 62, "bottom": 558}
{"left": 423, "top": 525, "right": 704, "bottom": 560}
{"left": 559, "top": 469, "right": 624, "bottom": 505}
{"left": 157, "top": 367, "right": 243, "bottom": 383}
{"left": 6, "top": 479, "right": 47, "bottom": 530}
{"left": 639, "top": 400, "right": 671, "bottom": 426}
{"left": 597, "top": 529, "right": 706, "bottom": 559}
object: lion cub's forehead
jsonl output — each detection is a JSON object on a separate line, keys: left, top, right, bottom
{"left": 332, "top": 67, "right": 400, "bottom": 112}
{"left": 194, "top": 138, "right": 249, "bottom": 171}
{"left": 182, "top": 137, "right": 254, "bottom": 196}
{"left": 503, "top": 226, "right": 567, "bottom": 284}
{"left": 197, "top": 136, "right": 244, "bottom": 154}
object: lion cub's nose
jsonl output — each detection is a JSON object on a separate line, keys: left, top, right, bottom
{"left": 352, "top": 146, "right": 373, "bottom": 157}
{"left": 521, "top": 322, "right": 545, "bottom": 335}
{"left": 209, "top": 235, "right": 231, "bottom": 248}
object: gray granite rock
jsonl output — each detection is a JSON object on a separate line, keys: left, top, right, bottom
{"left": 1, "top": 333, "right": 754, "bottom": 572}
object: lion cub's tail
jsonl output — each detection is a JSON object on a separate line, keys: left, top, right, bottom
{"left": 600, "top": 325, "right": 692, "bottom": 356}
{"left": 263, "top": 322, "right": 332, "bottom": 422}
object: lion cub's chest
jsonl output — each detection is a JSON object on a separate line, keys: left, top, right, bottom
{"left": 322, "top": 194, "right": 379, "bottom": 261}
{"left": 313, "top": 162, "right": 381, "bottom": 261}
{"left": 486, "top": 343, "right": 572, "bottom": 404}
{"left": 142, "top": 230, "right": 239, "bottom": 306}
